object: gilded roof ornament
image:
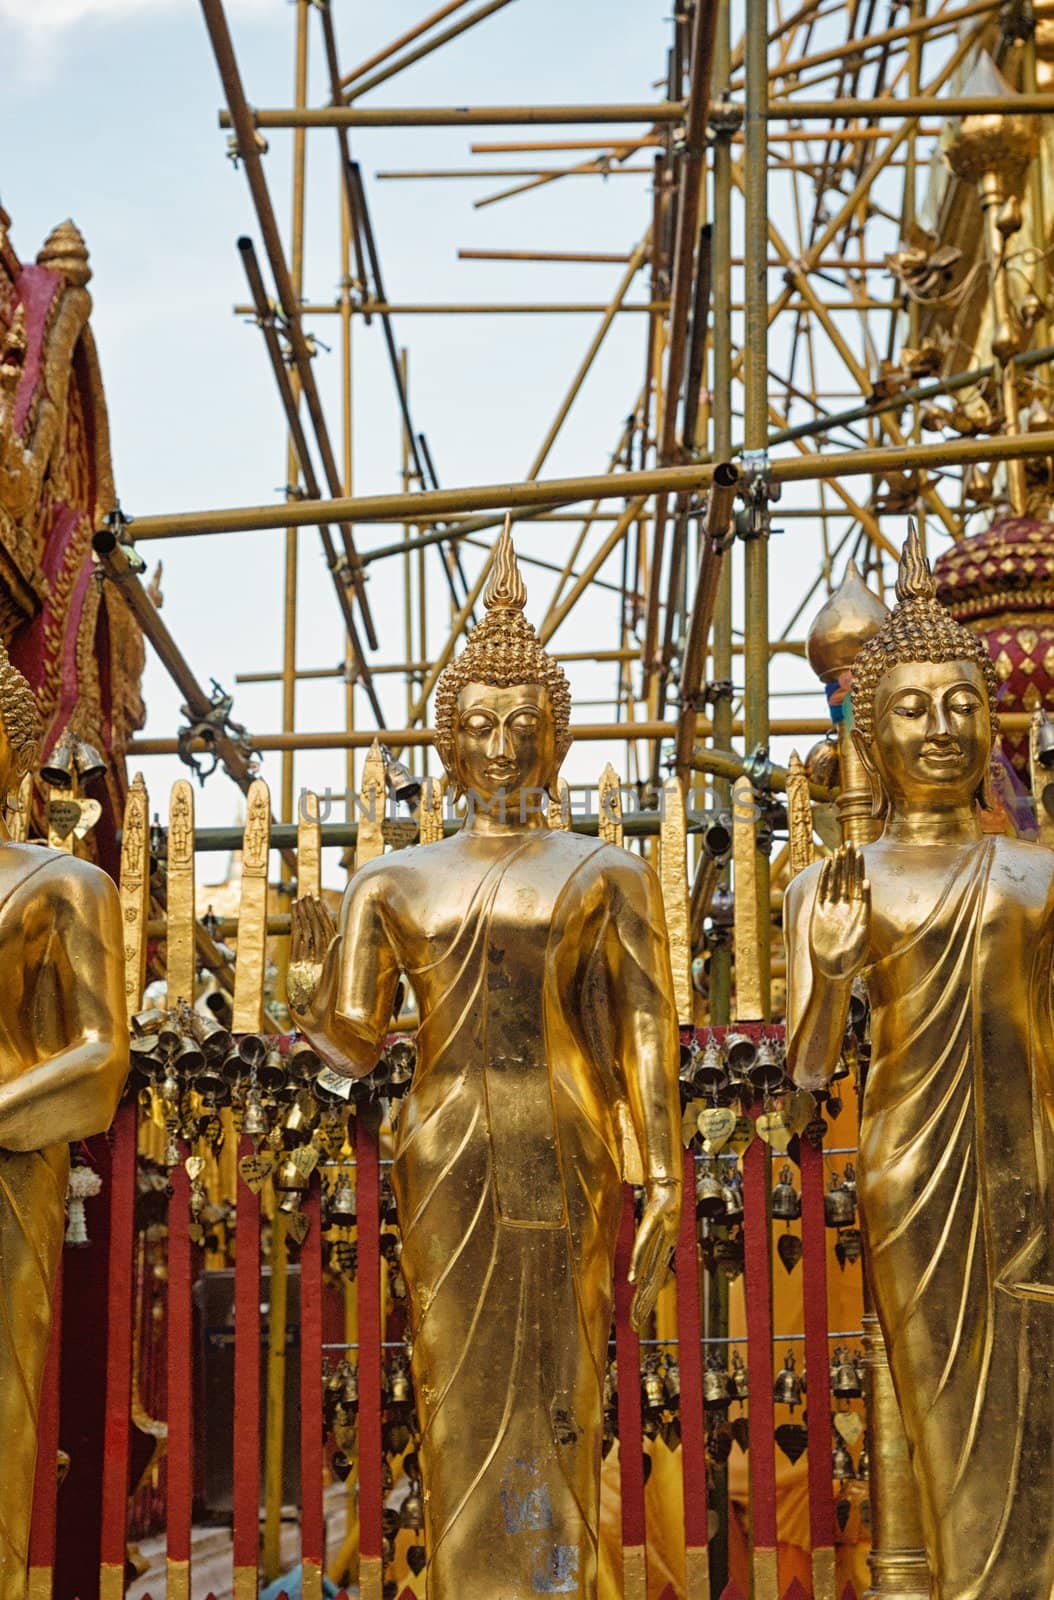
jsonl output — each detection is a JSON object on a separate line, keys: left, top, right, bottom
{"left": 36, "top": 219, "right": 91, "bottom": 289}
{"left": 806, "top": 558, "right": 889, "bottom": 684}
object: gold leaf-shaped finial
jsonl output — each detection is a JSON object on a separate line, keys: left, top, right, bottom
{"left": 483, "top": 514, "right": 528, "bottom": 613}
{"left": 895, "top": 518, "right": 937, "bottom": 606}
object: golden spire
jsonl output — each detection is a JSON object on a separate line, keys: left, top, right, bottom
{"left": 483, "top": 514, "right": 528, "bottom": 613}
{"left": 895, "top": 518, "right": 937, "bottom": 604}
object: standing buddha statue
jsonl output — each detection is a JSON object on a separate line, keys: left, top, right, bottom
{"left": 289, "top": 522, "right": 682, "bottom": 1600}
{"left": 0, "top": 642, "right": 129, "bottom": 1600}
{"left": 786, "top": 527, "right": 1054, "bottom": 1600}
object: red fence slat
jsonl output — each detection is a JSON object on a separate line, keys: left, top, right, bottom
{"left": 742, "top": 1123, "right": 778, "bottom": 1575}
{"left": 232, "top": 1135, "right": 261, "bottom": 1600}
{"left": 355, "top": 1106, "right": 384, "bottom": 1600}
{"left": 676, "top": 1145, "right": 710, "bottom": 1597}
{"left": 801, "top": 1136, "right": 837, "bottom": 1591}
{"left": 166, "top": 1159, "right": 193, "bottom": 1600}
{"left": 300, "top": 1179, "right": 325, "bottom": 1598}
{"left": 98, "top": 1100, "right": 138, "bottom": 1599}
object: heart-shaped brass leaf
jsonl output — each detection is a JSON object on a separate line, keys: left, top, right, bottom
{"left": 697, "top": 1106, "right": 737, "bottom": 1156}
{"left": 239, "top": 1152, "right": 274, "bottom": 1193}
{"left": 755, "top": 1111, "right": 792, "bottom": 1153}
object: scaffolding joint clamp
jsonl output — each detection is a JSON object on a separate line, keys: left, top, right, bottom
{"left": 708, "top": 98, "right": 742, "bottom": 135}
{"left": 738, "top": 449, "right": 780, "bottom": 540}
{"left": 742, "top": 744, "right": 774, "bottom": 792}
{"left": 177, "top": 680, "right": 256, "bottom": 787}
{"left": 702, "top": 678, "right": 734, "bottom": 708}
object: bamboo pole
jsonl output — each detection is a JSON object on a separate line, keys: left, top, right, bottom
{"left": 339, "top": 0, "right": 475, "bottom": 88}
{"left": 641, "top": 0, "right": 720, "bottom": 678}
{"left": 200, "top": 0, "right": 377, "bottom": 645}
{"left": 222, "top": 102, "right": 689, "bottom": 127}
{"left": 281, "top": 0, "right": 308, "bottom": 830}
{"left": 743, "top": 0, "right": 771, "bottom": 1030}
{"left": 122, "top": 427, "right": 1054, "bottom": 542}
{"left": 345, "top": 0, "right": 517, "bottom": 102}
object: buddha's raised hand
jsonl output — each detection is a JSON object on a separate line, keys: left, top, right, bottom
{"left": 809, "top": 842, "right": 871, "bottom": 983}
{"left": 288, "top": 894, "right": 338, "bottom": 1012}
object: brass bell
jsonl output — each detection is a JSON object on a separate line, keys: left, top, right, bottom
{"left": 679, "top": 1040, "right": 699, "bottom": 1086}
{"left": 130, "top": 1035, "right": 165, "bottom": 1078}
{"left": 389, "top": 1359, "right": 413, "bottom": 1407}
{"left": 382, "top": 746, "right": 422, "bottom": 809}
{"left": 703, "top": 1353, "right": 732, "bottom": 1412}
{"left": 664, "top": 1357, "right": 680, "bottom": 1403}
{"left": 132, "top": 1007, "right": 166, "bottom": 1038}
{"left": 643, "top": 1357, "right": 666, "bottom": 1413}
{"left": 192, "top": 1012, "right": 231, "bottom": 1063}
{"left": 724, "top": 1032, "right": 757, "bottom": 1086}
{"left": 387, "top": 1037, "right": 416, "bottom": 1089}
{"left": 857, "top": 1436, "right": 869, "bottom": 1480}
{"left": 287, "top": 1037, "right": 321, "bottom": 1080}
{"left": 242, "top": 1091, "right": 268, "bottom": 1138}
{"left": 283, "top": 1088, "right": 320, "bottom": 1146}
{"left": 825, "top": 1170, "right": 856, "bottom": 1228}
{"left": 772, "top": 1163, "right": 801, "bottom": 1222}
{"left": 722, "top": 1169, "right": 744, "bottom": 1225}
{"left": 40, "top": 738, "right": 75, "bottom": 788}
{"left": 773, "top": 1350, "right": 804, "bottom": 1410}
{"left": 832, "top": 1437, "right": 853, "bottom": 1480}
{"left": 258, "top": 1048, "right": 287, "bottom": 1094}
{"left": 695, "top": 1158, "right": 726, "bottom": 1220}
{"left": 695, "top": 1037, "right": 728, "bottom": 1093}
{"left": 330, "top": 1176, "right": 356, "bottom": 1220}
{"left": 748, "top": 1037, "right": 785, "bottom": 1094}
{"left": 274, "top": 1155, "right": 308, "bottom": 1213}
{"left": 400, "top": 1481, "right": 425, "bottom": 1532}
{"left": 196, "top": 1064, "right": 231, "bottom": 1108}
{"left": 731, "top": 1350, "right": 748, "bottom": 1402}
{"left": 830, "top": 1346, "right": 862, "bottom": 1400}
{"left": 157, "top": 1019, "right": 182, "bottom": 1059}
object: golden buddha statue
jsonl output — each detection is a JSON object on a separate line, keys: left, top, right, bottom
{"left": 289, "top": 523, "right": 682, "bottom": 1600}
{"left": 0, "top": 643, "right": 129, "bottom": 1600}
{"left": 786, "top": 527, "right": 1054, "bottom": 1600}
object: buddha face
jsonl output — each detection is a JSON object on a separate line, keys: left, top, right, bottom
{"left": 870, "top": 658, "right": 991, "bottom": 810}
{"left": 453, "top": 682, "right": 556, "bottom": 819}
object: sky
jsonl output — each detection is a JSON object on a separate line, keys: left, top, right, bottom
{"left": 0, "top": 0, "right": 921, "bottom": 879}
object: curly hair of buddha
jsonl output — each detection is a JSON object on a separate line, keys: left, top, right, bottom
{"left": 0, "top": 640, "right": 41, "bottom": 784}
{"left": 852, "top": 523, "right": 999, "bottom": 750}
{"left": 434, "top": 521, "right": 572, "bottom": 779}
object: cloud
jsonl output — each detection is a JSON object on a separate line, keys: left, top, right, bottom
{"left": 0, "top": 0, "right": 272, "bottom": 35}
{"left": 1, "top": 0, "right": 277, "bottom": 84}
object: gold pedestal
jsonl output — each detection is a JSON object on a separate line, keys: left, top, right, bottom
{"left": 861, "top": 1311, "right": 930, "bottom": 1600}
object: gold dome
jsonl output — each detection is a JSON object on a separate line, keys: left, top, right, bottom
{"left": 806, "top": 559, "right": 889, "bottom": 683}
{"left": 944, "top": 53, "right": 1039, "bottom": 186}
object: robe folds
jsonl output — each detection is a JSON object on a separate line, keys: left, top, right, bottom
{"left": 304, "top": 829, "right": 679, "bottom": 1600}
{"left": 0, "top": 845, "right": 127, "bottom": 1600}
{"left": 858, "top": 838, "right": 1054, "bottom": 1600}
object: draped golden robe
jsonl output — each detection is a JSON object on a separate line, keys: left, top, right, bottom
{"left": 857, "top": 837, "right": 1054, "bottom": 1600}
{"left": 298, "top": 829, "right": 680, "bottom": 1600}
{"left": 0, "top": 846, "right": 128, "bottom": 1600}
